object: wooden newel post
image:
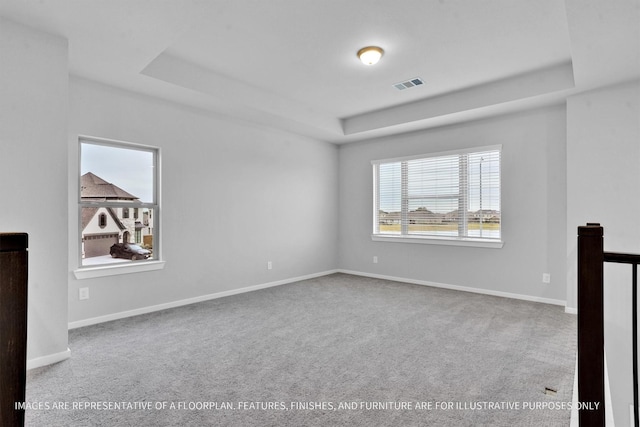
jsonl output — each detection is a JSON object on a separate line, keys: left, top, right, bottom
{"left": 577, "top": 224, "right": 605, "bottom": 426}
{"left": 0, "top": 233, "right": 28, "bottom": 427}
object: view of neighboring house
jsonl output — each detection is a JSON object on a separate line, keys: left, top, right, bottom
{"left": 80, "top": 172, "right": 153, "bottom": 258}
{"left": 379, "top": 208, "right": 501, "bottom": 225}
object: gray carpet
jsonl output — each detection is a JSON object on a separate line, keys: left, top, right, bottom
{"left": 25, "top": 273, "right": 576, "bottom": 426}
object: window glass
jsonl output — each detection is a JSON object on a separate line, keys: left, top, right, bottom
{"left": 377, "top": 162, "right": 401, "bottom": 235}
{"left": 373, "top": 147, "right": 501, "bottom": 242}
{"left": 79, "top": 138, "right": 158, "bottom": 267}
{"left": 81, "top": 142, "right": 154, "bottom": 203}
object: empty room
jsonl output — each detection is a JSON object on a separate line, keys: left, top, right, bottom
{"left": 1, "top": 0, "right": 639, "bottom": 426}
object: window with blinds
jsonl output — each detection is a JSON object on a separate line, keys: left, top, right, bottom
{"left": 373, "top": 146, "right": 501, "bottom": 243}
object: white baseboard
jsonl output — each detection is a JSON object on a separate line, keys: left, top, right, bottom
{"left": 565, "top": 306, "right": 577, "bottom": 315}
{"left": 68, "top": 269, "right": 570, "bottom": 330}
{"left": 337, "top": 269, "right": 568, "bottom": 307}
{"left": 68, "top": 269, "right": 339, "bottom": 330}
{"left": 27, "top": 348, "right": 71, "bottom": 370}
{"left": 38, "top": 269, "right": 569, "bottom": 370}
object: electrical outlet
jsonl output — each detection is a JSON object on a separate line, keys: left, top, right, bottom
{"left": 267, "top": 261, "right": 272, "bottom": 270}
{"left": 79, "top": 287, "right": 89, "bottom": 300}
{"left": 373, "top": 256, "right": 378, "bottom": 264}
{"left": 542, "top": 273, "right": 551, "bottom": 284}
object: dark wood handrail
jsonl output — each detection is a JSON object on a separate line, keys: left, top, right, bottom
{"left": 0, "top": 233, "right": 28, "bottom": 427}
{"left": 604, "top": 252, "right": 640, "bottom": 265}
{"left": 604, "top": 251, "right": 639, "bottom": 427}
{"left": 578, "top": 224, "right": 639, "bottom": 427}
{"left": 577, "top": 224, "right": 606, "bottom": 426}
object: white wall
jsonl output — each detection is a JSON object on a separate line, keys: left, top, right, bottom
{"left": 2, "top": 19, "right": 633, "bottom": 426}
{"left": 338, "top": 105, "right": 568, "bottom": 304}
{"left": 567, "top": 80, "right": 640, "bottom": 427}
{"left": 0, "top": 19, "right": 69, "bottom": 364}
{"left": 67, "top": 77, "right": 339, "bottom": 324}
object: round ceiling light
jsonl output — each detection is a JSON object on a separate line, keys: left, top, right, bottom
{"left": 357, "top": 46, "right": 384, "bottom": 65}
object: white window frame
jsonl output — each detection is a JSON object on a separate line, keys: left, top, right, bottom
{"left": 372, "top": 145, "right": 504, "bottom": 249}
{"left": 74, "top": 136, "right": 165, "bottom": 279}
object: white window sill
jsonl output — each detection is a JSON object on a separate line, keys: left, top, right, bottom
{"left": 371, "top": 234, "right": 504, "bottom": 249}
{"left": 73, "top": 260, "right": 166, "bottom": 279}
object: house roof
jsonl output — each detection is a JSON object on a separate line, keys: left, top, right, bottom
{"left": 81, "top": 172, "right": 139, "bottom": 201}
{"left": 80, "top": 207, "right": 99, "bottom": 230}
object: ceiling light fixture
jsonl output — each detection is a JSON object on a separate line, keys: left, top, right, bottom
{"left": 357, "top": 46, "right": 384, "bottom": 65}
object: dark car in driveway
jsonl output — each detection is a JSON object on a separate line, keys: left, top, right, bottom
{"left": 110, "top": 243, "right": 152, "bottom": 260}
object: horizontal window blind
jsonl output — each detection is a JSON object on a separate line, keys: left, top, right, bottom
{"left": 373, "top": 147, "right": 501, "bottom": 241}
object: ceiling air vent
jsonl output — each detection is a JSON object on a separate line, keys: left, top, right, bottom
{"left": 393, "top": 77, "right": 424, "bottom": 91}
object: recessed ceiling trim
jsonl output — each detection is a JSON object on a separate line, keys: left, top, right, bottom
{"left": 343, "top": 61, "right": 575, "bottom": 135}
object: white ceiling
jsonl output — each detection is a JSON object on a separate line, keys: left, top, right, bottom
{"left": 1, "top": 0, "right": 638, "bottom": 143}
